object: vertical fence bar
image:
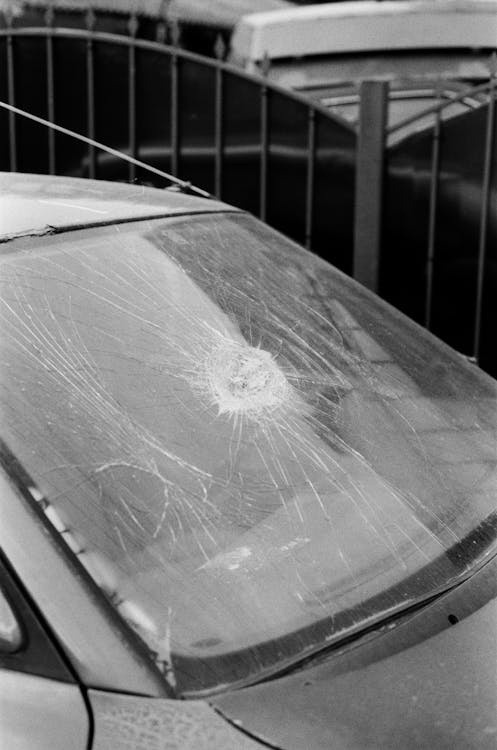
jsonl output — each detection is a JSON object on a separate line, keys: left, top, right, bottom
{"left": 45, "top": 8, "right": 56, "bottom": 174}
{"left": 472, "top": 74, "right": 496, "bottom": 362}
{"left": 353, "top": 80, "right": 388, "bottom": 292}
{"left": 86, "top": 9, "right": 96, "bottom": 179}
{"left": 156, "top": 0, "right": 170, "bottom": 43}
{"left": 170, "top": 19, "right": 181, "bottom": 177}
{"left": 156, "top": 21, "right": 166, "bottom": 44}
{"left": 259, "top": 53, "right": 271, "bottom": 221}
{"left": 259, "top": 84, "right": 269, "bottom": 221}
{"left": 127, "top": 14, "right": 138, "bottom": 182}
{"left": 5, "top": 10, "right": 17, "bottom": 172}
{"left": 156, "top": 18, "right": 166, "bottom": 44}
{"left": 214, "top": 35, "right": 226, "bottom": 199}
{"left": 214, "top": 65, "right": 224, "bottom": 199}
{"left": 424, "top": 86, "right": 442, "bottom": 329}
{"left": 170, "top": 51, "right": 179, "bottom": 176}
{"left": 305, "top": 108, "right": 316, "bottom": 251}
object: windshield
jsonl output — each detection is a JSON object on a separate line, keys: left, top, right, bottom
{"left": 1, "top": 212, "right": 496, "bottom": 694}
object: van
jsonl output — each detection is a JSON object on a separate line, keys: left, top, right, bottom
{"left": 229, "top": 0, "right": 497, "bottom": 128}
{"left": 230, "top": 0, "right": 497, "bottom": 86}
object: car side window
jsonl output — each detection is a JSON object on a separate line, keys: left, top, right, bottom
{"left": 0, "top": 584, "right": 23, "bottom": 653}
{"left": 0, "top": 550, "right": 74, "bottom": 682}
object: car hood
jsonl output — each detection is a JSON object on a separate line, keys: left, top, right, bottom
{"left": 0, "top": 173, "right": 234, "bottom": 241}
{"left": 211, "top": 551, "right": 497, "bottom": 750}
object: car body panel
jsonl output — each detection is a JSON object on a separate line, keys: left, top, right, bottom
{"left": 89, "top": 689, "right": 264, "bottom": 750}
{"left": 0, "top": 544, "right": 76, "bottom": 683}
{"left": 0, "top": 671, "right": 89, "bottom": 750}
{"left": 212, "top": 552, "right": 497, "bottom": 749}
{"left": 0, "top": 172, "right": 235, "bottom": 241}
{"left": 231, "top": 0, "right": 497, "bottom": 69}
{"left": 0, "top": 465, "right": 168, "bottom": 696}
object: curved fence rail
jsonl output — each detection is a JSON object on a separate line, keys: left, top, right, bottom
{"left": 0, "top": 2, "right": 232, "bottom": 58}
{"left": 0, "top": 25, "right": 357, "bottom": 272}
{"left": 0, "top": 23, "right": 496, "bottom": 379}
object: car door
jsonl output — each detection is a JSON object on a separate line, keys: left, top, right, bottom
{"left": 0, "top": 550, "right": 90, "bottom": 750}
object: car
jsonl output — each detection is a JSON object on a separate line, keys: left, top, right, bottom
{"left": 229, "top": 0, "right": 497, "bottom": 130}
{"left": 0, "top": 172, "right": 496, "bottom": 749}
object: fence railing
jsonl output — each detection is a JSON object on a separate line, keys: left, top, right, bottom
{"left": 0, "top": 22, "right": 496, "bottom": 379}
{"left": 0, "top": 24, "right": 357, "bottom": 269}
{"left": 0, "top": 3, "right": 230, "bottom": 59}
{"left": 372, "top": 74, "right": 496, "bottom": 376}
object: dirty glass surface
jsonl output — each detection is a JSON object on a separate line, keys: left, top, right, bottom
{"left": 1, "top": 213, "right": 496, "bottom": 694}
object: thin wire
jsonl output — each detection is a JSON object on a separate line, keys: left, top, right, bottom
{"left": 0, "top": 99, "right": 212, "bottom": 199}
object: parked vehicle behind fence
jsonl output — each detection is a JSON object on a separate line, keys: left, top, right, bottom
{"left": 230, "top": 0, "right": 497, "bottom": 101}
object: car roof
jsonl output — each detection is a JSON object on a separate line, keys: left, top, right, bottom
{"left": 0, "top": 173, "right": 238, "bottom": 241}
{"left": 231, "top": 0, "right": 497, "bottom": 63}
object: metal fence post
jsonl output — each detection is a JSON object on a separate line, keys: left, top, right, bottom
{"left": 45, "top": 6, "right": 56, "bottom": 174}
{"left": 472, "top": 58, "right": 497, "bottom": 362}
{"left": 5, "top": 7, "right": 17, "bottom": 172}
{"left": 353, "top": 80, "right": 388, "bottom": 292}
{"left": 259, "top": 52, "right": 271, "bottom": 222}
{"left": 214, "top": 34, "right": 226, "bottom": 199}
{"left": 305, "top": 108, "right": 316, "bottom": 251}
{"left": 170, "top": 19, "right": 181, "bottom": 177}
{"left": 424, "top": 82, "right": 443, "bottom": 330}
{"left": 127, "top": 13, "right": 138, "bottom": 182}
{"left": 156, "top": 0, "right": 170, "bottom": 44}
{"left": 86, "top": 8, "right": 96, "bottom": 178}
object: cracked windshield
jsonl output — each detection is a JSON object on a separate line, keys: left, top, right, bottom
{"left": 1, "top": 212, "right": 496, "bottom": 694}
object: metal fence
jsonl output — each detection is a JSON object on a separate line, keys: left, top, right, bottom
{"left": 0, "top": 21, "right": 496, "bottom": 378}
{"left": 0, "top": 23, "right": 356, "bottom": 269}
{"left": 0, "top": 3, "right": 232, "bottom": 58}
{"left": 369, "top": 75, "right": 496, "bottom": 376}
